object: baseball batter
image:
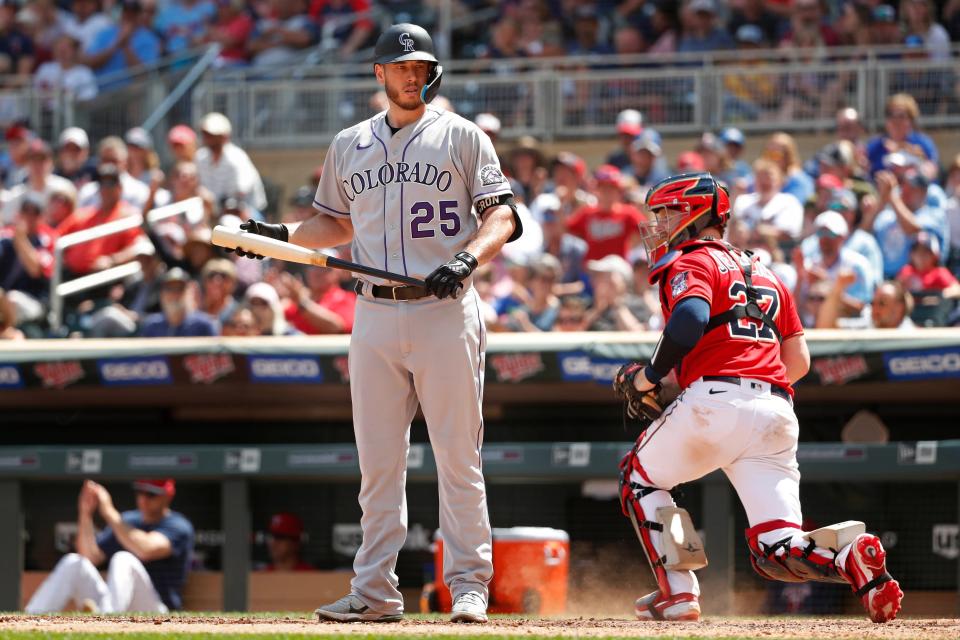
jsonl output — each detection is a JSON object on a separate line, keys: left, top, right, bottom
{"left": 235, "top": 24, "right": 520, "bottom": 624}
{"left": 613, "top": 173, "right": 903, "bottom": 623}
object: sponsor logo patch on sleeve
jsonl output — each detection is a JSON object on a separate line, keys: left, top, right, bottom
{"left": 670, "top": 271, "right": 690, "bottom": 297}
{"left": 479, "top": 164, "right": 505, "bottom": 186}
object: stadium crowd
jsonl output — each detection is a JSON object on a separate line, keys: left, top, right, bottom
{"left": 0, "top": 86, "right": 958, "bottom": 340}
{"left": 1, "top": 0, "right": 960, "bottom": 94}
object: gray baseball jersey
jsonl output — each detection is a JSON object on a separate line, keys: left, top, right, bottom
{"left": 312, "top": 105, "right": 513, "bottom": 615}
{"left": 313, "top": 105, "right": 512, "bottom": 282}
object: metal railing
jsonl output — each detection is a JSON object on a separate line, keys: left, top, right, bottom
{"left": 48, "top": 197, "right": 202, "bottom": 333}
{"left": 192, "top": 44, "right": 960, "bottom": 147}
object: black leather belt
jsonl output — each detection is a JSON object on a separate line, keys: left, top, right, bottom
{"left": 354, "top": 280, "right": 431, "bottom": 301}
{"left": 703, "top": 375, "right": 792, "bottom": 402}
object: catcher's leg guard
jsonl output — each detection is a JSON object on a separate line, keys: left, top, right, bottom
{"left": 619, "top": 448, "right": 699, "bottom": 621}
{"left": 836, "top": 534, "right": 903, "bottom": 623}
{"left": 745, "top": 520, "right": 850, "bottom": 584}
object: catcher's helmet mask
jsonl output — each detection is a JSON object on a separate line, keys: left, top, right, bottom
{"left": 374, "top": 23, "right": 444, "bottom": 104}
{"left": 639, "top": 172, "right": 730, "bottom": 264}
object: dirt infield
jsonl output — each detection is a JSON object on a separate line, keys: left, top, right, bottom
{"left": 2, "top": 615, "right": 958, "bottom": 639}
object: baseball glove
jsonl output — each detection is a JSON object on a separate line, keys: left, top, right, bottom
{"left": 613, "top": 362, "right": 664, "bottom": 427}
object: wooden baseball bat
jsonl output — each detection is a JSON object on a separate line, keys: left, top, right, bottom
{"left": 211, "top": 225, "right": 427, "bottom": 287}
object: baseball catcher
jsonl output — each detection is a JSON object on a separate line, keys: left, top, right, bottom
{"left": 614, "top": 172, "right": 902, "bottom": 623}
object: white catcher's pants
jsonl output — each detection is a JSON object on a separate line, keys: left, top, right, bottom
{"left": 25, "top": 551, "right": 169, "bottom": 613}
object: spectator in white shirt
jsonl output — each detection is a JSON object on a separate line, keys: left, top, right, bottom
{"left": 64, "top": 0, "right": 112, "bottom": 51}
{"left": 195, "top": 112, "right": 267, "bottom": 212}
{"left": 33, "top": 33, "right": 98, "bottom": 102}
{"left": 2, "top": 139, "right": 75, "bottom": 224}
{"left": 733, "top": 158, "right": 804, "bottom": 243}
{"left": 77, "top": 137, "right": 150, "bottom": 212}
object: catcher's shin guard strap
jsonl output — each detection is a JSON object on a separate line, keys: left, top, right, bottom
{"left": 625, "top": 494, "right": 672, "bottom": 598}
{"left": 746, "top": 520, "right": 846, "bottom": 584}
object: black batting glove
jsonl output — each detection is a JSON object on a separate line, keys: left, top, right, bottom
{"left": 425, "top": 251, "right": 478, "bottom": 299}
{"left": 234, "top": 219, "right": 289, "bottom": 260}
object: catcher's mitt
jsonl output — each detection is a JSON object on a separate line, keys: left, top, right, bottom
{"left": 613, "top": 362, "right": 664, "bottom": 427}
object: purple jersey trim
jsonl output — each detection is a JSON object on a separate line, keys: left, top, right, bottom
{"left": 313, "top": 200, "right": 350, "bottom": 217}
{"left": 472, "top": 290, "right": 486, "bottom": 469}
{"left": 400, "top": 111, "right": 444, "bottom": 276}
{"left": 370, "top": 117, "right": 389, "bottom": 272}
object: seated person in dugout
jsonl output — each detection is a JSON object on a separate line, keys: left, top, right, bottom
{"left": 258, "top": 512, "right": 313, "bottom": 571}
{"left": 25, "top": 479, "right": 194, "bottom": 613}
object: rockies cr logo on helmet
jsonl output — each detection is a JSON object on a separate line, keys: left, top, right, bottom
{"left": 399, "top": 32, "right": 415, "bottom": 53}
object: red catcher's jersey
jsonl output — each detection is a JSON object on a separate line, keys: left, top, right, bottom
{"left": 660, "top": 241, "right": 804, "bottom": 393}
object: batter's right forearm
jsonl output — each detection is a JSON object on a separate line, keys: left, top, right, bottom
{"left": 288, "top": 215, "right": 353, "bottom": 249}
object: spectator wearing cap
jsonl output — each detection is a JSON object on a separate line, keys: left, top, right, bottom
{"left": 733, "top": 158, "right": 804, "bottom": 243}
{"left": 55, "top": 127, "right": 96, "bottom": 187}
{"left": 195, "top": 112, "right": 267, "bottom": 212}
{"left": 77, "top": 136, "right": 151, "bottom": 212}
{"left": 537, "top": 195, "right": 588, "bottom": 287}
{"left": 0, "top": 0, "right": 35, "bottom": 86}
{"left": 723, "top": 24, "right": 777, "bottom": 122}
{"left": 897, "top": 231, "right": 960, "bottom": 297}
{"left": 33, "top": 33, "right": 98, "bottom": 102}
{"left": 813, "top": 140, "right": 874, "bottom": 202}
{"left": 802, "top": 187, "right": 884, "bottom": 288}
{"left": 726, "top": 0, "right": 784, "bottom": 45}
{"left": 167, "top": 125, "right": 198, "bottom": 163}
{"left": 280, "top": 257, "right": 356, "bottom": 334}
{"left": 259, "top": 512, "right": 312, "bottom": 571}
{"left": 124, "top": 127, "right": 161, "bottom": 186}
{"left": 56, "top": 163, "right": 144, "bottom": 276}
{"left": 873, "top": 167, "right": 948, "bottom": 279}
{"left": 474, "top": 113, "right": 500, "bottom": 145}
{"left": 284, "top": 185, "right": 315, "bottom": 224}
{"left": 530, "top": 152, "right": 594, "bottom": 225}
{"left": 2, "top": 139, "right": 74, "bottom": 225}
{"left": 1, "top": 123, "right": 33, "bottom": 189}
{"left": 508, "top": 136, "right": 547, "bottom": 204}
{"left": 25, "top": 478, "right": 194, "bottom": 613}
{"left": 762, "top": 132, "right": 814, "bottom": 206}
{"left": 82, "top": 0, "right": 161, "bottom": 89}
{"left": 221, "top": 305, "right": 258, "bottom": 335}
{"left": 903, "top": 0, "right": 951, "bottom": 61}
{"left": 202, "top": 0, "right": 253, "bottom": 67}
{"left": 199, "top": 257, "right": 238, "bottom": 324}
{"left": 720, "top": 127, "right": 752, "bottom": 185}
{"left": 567, "top": 4, "right": 614, "bottom": 56}
{"left": 606, "top": 109, "right": 644, "bottom": 171}
{"left": 0, "top": 193, "right": 56, "bottom": 330}
{"left": 141, "top": 267, "right": 218, "bottom": 336}
{"left": 794, "top": 210, "right": 875, "bottom": 326}
{"left": 870, "top": 4, "right": 903, "bottom": 48}
{"left": 834, "top": 108, "right": 867, "bottom": 163}
{"left": 46, "top": 181, "right": 76, "bottom": 226}
{"left": 582, "top": 254, "right": 649, "bottom": 331}
{"left": 866, "top": 94, "right": 938, "bottom": 177}
{"left": 624, "top": 129, "right": 668, "bottom": 191}
{"left": 248, "top": 0, "right": 318, "bottom": 67}
{"left": 153, "top": 0, "right": 215, "bottom": 57}
{"left": 308, "top": 0, "right": 374, "bottom": 59}
{"left": 678, "top": 0, "right": 734, "bottom": 53}
{"left": 566, "top": 164, "right": 645, "bottom": 262}
{"left": 245, "top": 281, "right": 292, "bottom": 335}
{"left": 696, "top": 132, "right": 736, "bottom": 189}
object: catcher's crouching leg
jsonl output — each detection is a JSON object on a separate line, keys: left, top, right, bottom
{"left": 619, "top": 447, "right": 701, "bottom": 622}
{"left": 746, "top": 521, "right": 903, "bottom": 623}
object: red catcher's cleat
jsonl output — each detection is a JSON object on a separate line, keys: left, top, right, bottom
{"left": 634, "top": 591, "right": 700, "bottom": 621}
{"left": 839, "top": 534, "right": 903, "bottom": 623}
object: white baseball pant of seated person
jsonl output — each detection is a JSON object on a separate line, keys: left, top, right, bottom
{"left": 25, "top": 550, "right": 168, "bottom": 613}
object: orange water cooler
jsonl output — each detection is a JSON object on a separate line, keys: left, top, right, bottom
{"left": 433, "top": 527, "right": 569, "bottom": 615}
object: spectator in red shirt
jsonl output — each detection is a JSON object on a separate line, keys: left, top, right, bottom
{"left": 896, "top": 231, "right": 960, "bottom": 296}
{"left": 565, "top": 164, "right": 644, "bottom": 261}
{"left": 308, "top": 0, "right": 373, "bottom": 59}
{"left": 260, "top": 512, "right": 313, "bottom": 571}
{"left": 56, "top": 163, "right": 142, "bottom": 276}
{"left": 0, "top": 193, "right": 56, "bottom": 328}
{"left": 204, "top": 0, "right": 254, "bottom": 66}
{"left": 282, "top": 255, "right": 355, "bottom": 334}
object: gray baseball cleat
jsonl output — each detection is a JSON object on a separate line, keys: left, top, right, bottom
{"left": 450, "top": 591, "right": 488, "bottom": 623}
{"left": 314, "top": 594, "right": 402, "bottom": 623}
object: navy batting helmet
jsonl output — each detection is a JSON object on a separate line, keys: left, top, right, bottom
{"left": 374, "top": 23, "right": 443, "bottom": 104}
